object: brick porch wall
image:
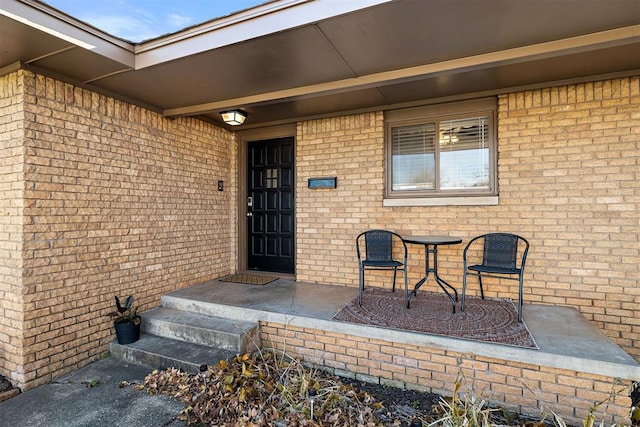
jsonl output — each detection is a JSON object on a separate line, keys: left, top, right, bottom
{"left": 0, "top": 72, "right": 26, "bottom": 386}
{"left": 1, "top": 68, "right": 638, "bottom": 395}
{"left": 261, "top": 322, "right": 631, "bottom": 425}
{"left": 2, "top": 70, "right": 236, "bottom": 389}
{"left": 295, "top": 76, "right": 640, "bottom": 359}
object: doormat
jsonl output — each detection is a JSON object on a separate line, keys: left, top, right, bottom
{"left": 219, "top": 273, "right": 278, "bottom": 286}
{"left": 332, "top": 287, "right": 537, "bottom": 349}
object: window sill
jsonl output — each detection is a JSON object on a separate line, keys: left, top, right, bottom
{"left": 383, "top": 196, "right": 498, "bottom": 207}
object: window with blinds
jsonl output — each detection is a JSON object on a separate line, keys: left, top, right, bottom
{"left": 391, "top": 123, "right": 436, "bottom": 191}
{"left": 386, "top": 98, "right": 496, "bottom": 198}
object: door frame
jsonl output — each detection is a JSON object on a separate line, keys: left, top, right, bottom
{"left": 236, "top": 124, "right": 297, "bottom": 275}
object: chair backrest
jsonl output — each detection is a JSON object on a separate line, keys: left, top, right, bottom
{"left": 482, "top": 233, "right": 519, "bottom": 269}
{"left": 357, "top": 230, "right": 399, "bottom": 262}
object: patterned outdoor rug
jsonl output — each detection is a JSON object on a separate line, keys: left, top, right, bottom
{"left": 219, "top": 273, "right": 278, "bottom": 286}
{"left": 332, "top": 287, "right": 537, "bottom": 349}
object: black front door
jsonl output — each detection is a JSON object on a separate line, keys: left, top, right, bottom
{"left": 247, "top": 137, "right": 295, "bottom": 274}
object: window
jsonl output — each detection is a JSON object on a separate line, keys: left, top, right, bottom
{"left": 385, "top": 98, "right": 497, "bottom": 200}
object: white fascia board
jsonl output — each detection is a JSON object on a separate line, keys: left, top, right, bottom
{"left": 135, "top": 0, "right": 391, "bottom": 70}
{"left": 1, "top": 0, "right": 135, "bottom": 67}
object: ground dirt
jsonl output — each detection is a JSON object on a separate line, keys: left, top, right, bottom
{"left": 350, "top": 379, "right": 441, "bottom": 425}
{"left": 351, "top": 379, "right": 566, "bottom": 426}
{"left": 0, "top": 375, "right": 13, "bottom": 393}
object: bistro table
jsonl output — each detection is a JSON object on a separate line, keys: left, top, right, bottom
{"left": 402, "top": 235, "right": 462, "bottom": 311}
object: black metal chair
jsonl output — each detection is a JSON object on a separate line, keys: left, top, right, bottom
{"left": 356, "top": 229, "right": 408, "bottom": 306}
{"left": 461, "top": 233, "right": 529, "bottom": 322}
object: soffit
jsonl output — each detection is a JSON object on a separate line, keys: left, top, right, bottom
{"left": 1, "top": 0, "right": 639, "bottom": 130}
{"left": 92, "top": 25, "right": 355, "bottom": 107}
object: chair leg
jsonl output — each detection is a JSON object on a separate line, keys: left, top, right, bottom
{"left": 392, "top": 268, "right": 397, "bottom": 293}
{"left": 461, "top": 270, "right": 467, "bottom": 312}
{"left": 359, "top": 268, "right": 365, "bottom": 306}
{"left": 403, "top": 266, "right": 409, "bottom": 309}
{"left": 478, "top": 274, "right": 485, "bottom": 299}
{"left": 517, "top": 273, "right": 524, "bottom": 322}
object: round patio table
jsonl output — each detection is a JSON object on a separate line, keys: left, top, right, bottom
{"left": 402, "top": 235, "right": 462, "bottom": 311}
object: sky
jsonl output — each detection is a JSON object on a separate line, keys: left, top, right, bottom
{"left": 43, "top": 0, "right": 269, "bottom": 42}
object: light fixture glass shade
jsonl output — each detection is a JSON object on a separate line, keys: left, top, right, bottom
{"left": 220, "top": 110, "right": 247, "bottom": 126}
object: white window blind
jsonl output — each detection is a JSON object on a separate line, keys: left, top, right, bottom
{"left": 390, "top": 115, "right": 490, "bottom": 193}
{"left": 439, "top": 116, "right": 489, "bottom": 190}
{"left": 391, "top": 123, "right": 436, "bottom": 191}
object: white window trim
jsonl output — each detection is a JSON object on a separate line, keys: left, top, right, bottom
{"left": 383, "top": 195, "right": 499, "bottom": 207}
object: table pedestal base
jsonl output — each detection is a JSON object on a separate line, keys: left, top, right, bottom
{"left": 406, "top": 242, "right": 459, "bottom": 312}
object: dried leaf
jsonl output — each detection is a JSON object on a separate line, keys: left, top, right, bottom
{"left": 138, "top": 350, "right": 426, "bottom": 426}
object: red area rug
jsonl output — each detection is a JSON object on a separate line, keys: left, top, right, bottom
{"left": 332, "top": 287, "right": 537, "bottom": 349}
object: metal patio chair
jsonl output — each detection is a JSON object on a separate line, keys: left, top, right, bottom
{"left": 356, "top": 229, "right": 408, "bottom": 307}
{"left": 461, "top": 233, "right": 529, "bottom": 322}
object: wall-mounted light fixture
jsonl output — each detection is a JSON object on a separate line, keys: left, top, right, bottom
{"left": 220, "top": 110, "right": 247, "bottom": 126}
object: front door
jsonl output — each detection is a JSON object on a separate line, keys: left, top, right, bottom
{"left": 247, "top": 137, "right": 295, "bottom": 274}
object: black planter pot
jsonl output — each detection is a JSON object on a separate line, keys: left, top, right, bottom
{"left": 114, "top": 317, "right": 141, "bottom": 344}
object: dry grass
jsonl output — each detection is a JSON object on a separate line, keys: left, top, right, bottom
{"left": 137, "top": 351, "right": 629, "bottom": 426}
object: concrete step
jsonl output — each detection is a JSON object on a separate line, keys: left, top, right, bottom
{"left": 161, "top": 294, "right": 265, "bottom": 323}
{"left": 141, "top": 307, "right": 260, "bottom": 353}
{"left": 110, "top": 334, "right": 237, "bottom": 373}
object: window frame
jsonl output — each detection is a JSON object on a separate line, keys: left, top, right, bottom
{"left": 384, "top": 98, "right": 498, "bottom": 200}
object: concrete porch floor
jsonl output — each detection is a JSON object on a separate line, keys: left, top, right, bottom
{"left": 166, "top": 277, "right": 640, "bottom": 381}
{"left": 1, "top": 277, "right": 636, "bottom": 427}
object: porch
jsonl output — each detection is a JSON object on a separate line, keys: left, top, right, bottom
{"left": 162, "top": 277, "right": 638, "bottom": 425}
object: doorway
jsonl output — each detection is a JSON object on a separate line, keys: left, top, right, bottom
{"left": 246, "top": 137, "right": 295, "bottom": 274}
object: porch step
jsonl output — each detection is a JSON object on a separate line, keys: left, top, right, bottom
{"left": 161, "top": 293, "right": 263, "bottom": 323}
{"left": 110, "top": 306, "right": 261, "bottom": 373}
{"left": 141, "top": 307, "right": 260, "bottom": 353}
{"left": 110, "top": 334, "right": 236, "bottom": 373}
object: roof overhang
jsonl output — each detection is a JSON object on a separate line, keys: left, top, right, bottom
{"left": 2, "top": 0, "right": 639, "bottom": 130}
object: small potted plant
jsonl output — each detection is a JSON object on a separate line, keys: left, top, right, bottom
{"left": 109, "top": 295, "right": 141, "bottom": 344}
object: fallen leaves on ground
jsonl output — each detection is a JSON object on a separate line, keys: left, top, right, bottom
{"left": 138, "top": 351, "right": 394, "bottom": 426}
{"left": 136, "top": 351, "right": 563, "bottom": 426}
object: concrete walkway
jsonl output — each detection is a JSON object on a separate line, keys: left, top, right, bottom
{"left": 0, "top": 357, "right": 183, "bottom": 427}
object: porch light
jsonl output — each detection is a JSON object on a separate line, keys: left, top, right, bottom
{"left": 220, "top": 110, "right": 247, "bottom": 126}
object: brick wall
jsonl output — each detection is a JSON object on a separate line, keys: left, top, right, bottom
{"left": 0, "top": 71, "right": 26, "bottom": 386}
{"left": 261, "top": 322, "right": 631, "bottom": 425}
{"left": 4, "top": 70, "right": 236, "bottom": 388}
{"left": 295, "top": 76, "right": 640, "bottom": 358}
{"left": 296, "top": 113, "right": 385, "bottom": 283}
{"left": 499, "top": 80, "right": 640, "bottom": 357}
{"left": 2, "top": 69, "right": 638, "bottom": 393}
